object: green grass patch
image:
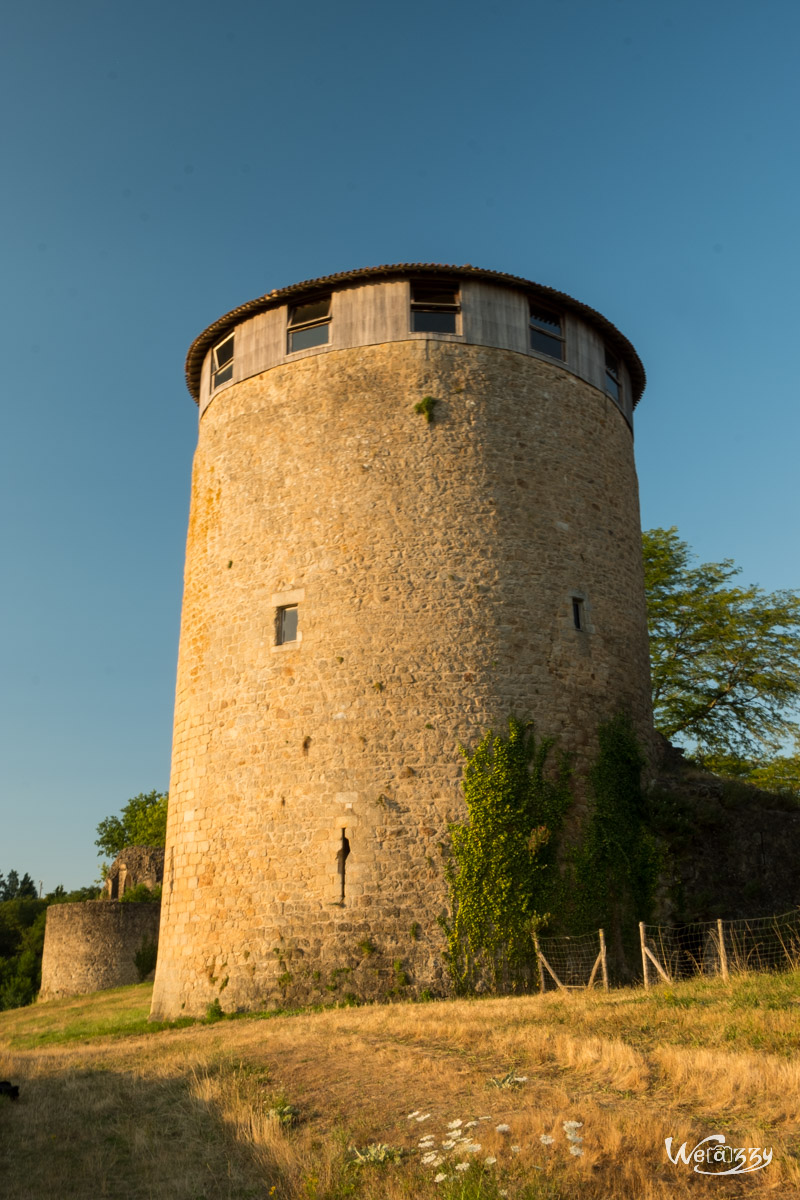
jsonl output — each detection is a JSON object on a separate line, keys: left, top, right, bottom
{"left": 0, "top": 984, "right": 188, "bottom": 1048}
{"left": 0, "top": 983, "right": 367, "bottom": 1050}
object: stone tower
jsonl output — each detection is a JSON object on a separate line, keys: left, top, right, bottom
{"left": 150, "top": 264, "right": 652, "bottom": 1019}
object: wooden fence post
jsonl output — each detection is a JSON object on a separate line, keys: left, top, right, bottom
{"left": 599, "top": 928, "right": 609, "bottom": 990}
{"left": 717, "top": 918, "right": 729, "bottom": 981}
{"left": 533, "top": 933, "right": 546, "bottom": 994}
{"left": 639, "top": 921, "right": 649, "bottom": 990}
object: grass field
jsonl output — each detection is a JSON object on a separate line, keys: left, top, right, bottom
{"left": 1, "top": 972, "right": 800, "bottom": 1198}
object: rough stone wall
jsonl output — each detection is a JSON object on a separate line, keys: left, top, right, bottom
{"left": 39, "top": 902, "right": 161, "bottom": 1000}
{"left": 151, "top": 338, "right": 653, "bottom": 1019}
{"left": 103, "top": 845, "right": 164, "bottom": 899}
{"left": 651, "top": 742, "right": 800, "bottom": 922}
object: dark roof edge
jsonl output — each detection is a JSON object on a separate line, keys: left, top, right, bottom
{"left": 184, "top": 263, "right": 646, "bottom": 406}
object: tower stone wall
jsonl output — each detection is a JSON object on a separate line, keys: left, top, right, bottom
{"left": 39, "top": 902, "right": 161, "bottom": 1000}
{"left": 151, "top": 265, "right": 653, "bottom": 1019}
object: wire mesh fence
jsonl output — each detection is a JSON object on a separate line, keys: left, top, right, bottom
{"left": 640, "top": 920, "right": 724, "bottom": 983}
{"left": 641, "top": 909, "right": 800, "bottom": 986}
{"left": 532, "top": 910, "right": 800, "bottom": 992}
{"left": 533, "top": 929, "right": 608, "bottom": 991}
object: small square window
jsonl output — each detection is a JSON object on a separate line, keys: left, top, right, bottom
{"left": 212, "top": 333, "right": 234, "bottom": 389}
{"left": 277, "top": 605, "right": 298, "bottom": 644}
{"left": 605, "top": 349, "right": 621, "bottom": 403}
{"left": 572, "top": 598, "right": 585, "bottom": 630}
{"left": 529, "top": 305, "right": 565, "bottom": 360}
{"left": 288, "top": 296, "right": 331, "bottom": 353}
{"left": 410, "top": 281, "right": 460, "bottom": 333}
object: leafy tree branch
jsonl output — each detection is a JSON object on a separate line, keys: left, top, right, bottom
{"left": 95, "top": 790, "right": 168, "bottom": 859}
{"left": 643, "top": 527, "right": 800, "bottom": 761}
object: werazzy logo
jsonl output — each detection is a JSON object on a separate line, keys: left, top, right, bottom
{"left": 666, "top": 1135, "right": 772, "bottom": 1175}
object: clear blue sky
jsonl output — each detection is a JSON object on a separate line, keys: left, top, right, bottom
{"left": 2, "top": 0, "right": 798, "bottom": 891}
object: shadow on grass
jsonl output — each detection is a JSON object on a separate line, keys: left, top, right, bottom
{"left": 0, "top": 1057, "right": 559, "bottom": 1200}
{"left": 0, "top": 1058, "right": 283, "bottom": 1200}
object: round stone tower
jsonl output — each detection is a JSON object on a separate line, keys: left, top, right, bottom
{"left": 150, "top": 263, "right": 653, "bottom": 1019}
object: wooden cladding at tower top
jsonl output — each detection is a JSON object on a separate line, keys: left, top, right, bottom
{"left": 200, "top": 278, "right": 635, "bottom": 425}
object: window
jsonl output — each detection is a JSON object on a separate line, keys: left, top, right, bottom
{"left": 211, "top": 333, "right": 234, "bottom": 389}
{"left": 287, "top": 296, "right": 331, "bottom": 352}
{"left": 605, "top": 349, "right": 621, "bottom": 403}
{"left": 572, "top": 597, "right": 585, "bottom": 631}
{"left": 276, "top": 605, "right": 298, "bottom": 645}
{"left": 410, "top": 281, "right": 460, "bottom": 333}
{"left": 529, "top": 304, "right": 565, "bottom": 360}
{"left": 336, "top": 829, "right": 350, "bottom": 902}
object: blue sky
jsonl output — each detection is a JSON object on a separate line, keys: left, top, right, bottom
{"left": 2, "top": 0, "right": 798, "bottom": 891}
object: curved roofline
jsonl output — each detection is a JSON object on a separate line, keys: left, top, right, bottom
{"left": 185, "top": 263, "right": 646, "bottom": 406}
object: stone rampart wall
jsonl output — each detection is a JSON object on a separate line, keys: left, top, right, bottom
{"left": 39, "top": 902, "right": 161, "bottom": 1000}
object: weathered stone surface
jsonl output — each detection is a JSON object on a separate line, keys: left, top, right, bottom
{"left": 151, "top": 333, "right": 654, "bottom": 1020}
{"left": 103, "top": 845, "right": 164, "bottom": 899}
{"left": 39, "top": 902, "right": 161, "bottom": 1000}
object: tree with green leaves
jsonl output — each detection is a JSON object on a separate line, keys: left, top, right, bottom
{"left": 643, "top": 528, "right": 800, "bottom": 790}
{"left": 95, "top": 790, "right": 168, "bottom": 859}
{"left": 0, "top": 871, "right": 37, "bottom": 901}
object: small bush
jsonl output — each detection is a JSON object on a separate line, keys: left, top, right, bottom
{"left": 392, "top": 960, "right": 410, "bottom": 987}
{"left": 205, "top": 998, "right": 225, "bottom": 1023}
{"left": 266, "top": 1096, "right": 299, "bottom": 1126}
{"left": 119, "top": 883, "right": 162, "bottom": 904}
{"left": 133, "top": 937, "right": 158, "bottom": 982}
{"left": 348, "top": 1143, "right": 405, "bottom": 1166}
{"left": 414, "top": 395, "right": 437, "bottom": 423}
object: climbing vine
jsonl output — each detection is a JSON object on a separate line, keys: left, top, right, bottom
{"left": 440, "top": 717, "right": 571, "bottom": 994}
{"left": 569, "top": 712, "right": 660, "bottom": 970}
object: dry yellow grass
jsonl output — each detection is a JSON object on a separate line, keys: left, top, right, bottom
{"left": 1, "top": 972, "right": 800, "bottom": 1198}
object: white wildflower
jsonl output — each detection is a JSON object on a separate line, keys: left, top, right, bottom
{"left": 447, "top": 1119, "right": 463, "bottom": 1129}
{"left": 513, "top": 1076, "right": 528, "bottom": 1082}
{"left": 570, "top": 1144, "right": 584, "bottom": 1156}
{"left": 407, "top": 1110, "right": 420, "bottom": 1119}
{"left": 485, "top": 1155, "right": 497, "bottom": 1165}
{"left": 442, "top": 1140, "right": 456, "bottom": 1149}
{"left": 495, "top": 1123, "right": 511, "bottom": 1133}
{"left": 416, "top": 1113, "right": 432, "bottom": 1122}
{"left": 465, "top": 1120, "right": 478, "bottom": 1128}
{"left": 419, "top": 1136, "right": 436, "bottom": 1144}
{"left": 563, "top": 1120, "right": 583, "bottom": 1133}
{"left": 539, "top": 1134, "right": 555, "bottom": 1145}
{"left": 510, "top": 1145, "right": 521, "bottom": 1154}
{"left": 432, "top": 1156, "right": 443, "bottom": 1166}
{"left": 455, "top": 1162, "right": 470, "bottom": 1172}
{"left": 479, "top": 1115, "right": 492, "bottom": 1121}
{"left": 467, "top": 1143, "right": 482, "bottom": 1153}
{"left": 567, "top": 1134, "right": 583, "bottom": 1145}
{"left": 434, "top": 1173, "right": 448, "bottom": 1183}
{"left": 422, "top": 1152, "right": 439, "bottom": 1164}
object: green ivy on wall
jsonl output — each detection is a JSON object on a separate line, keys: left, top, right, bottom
{"left": 439, "top": 717, "right": 572, "bottom": 994}
{"left": 568, "top": 712, "right": 660, "bottom": 972}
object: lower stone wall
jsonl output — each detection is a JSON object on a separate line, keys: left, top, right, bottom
{"left": 39, "top": 902, "right": 161, "bottom": 1000}
{"left": 651, "top": 749, "right": 800, "bottom": 923}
